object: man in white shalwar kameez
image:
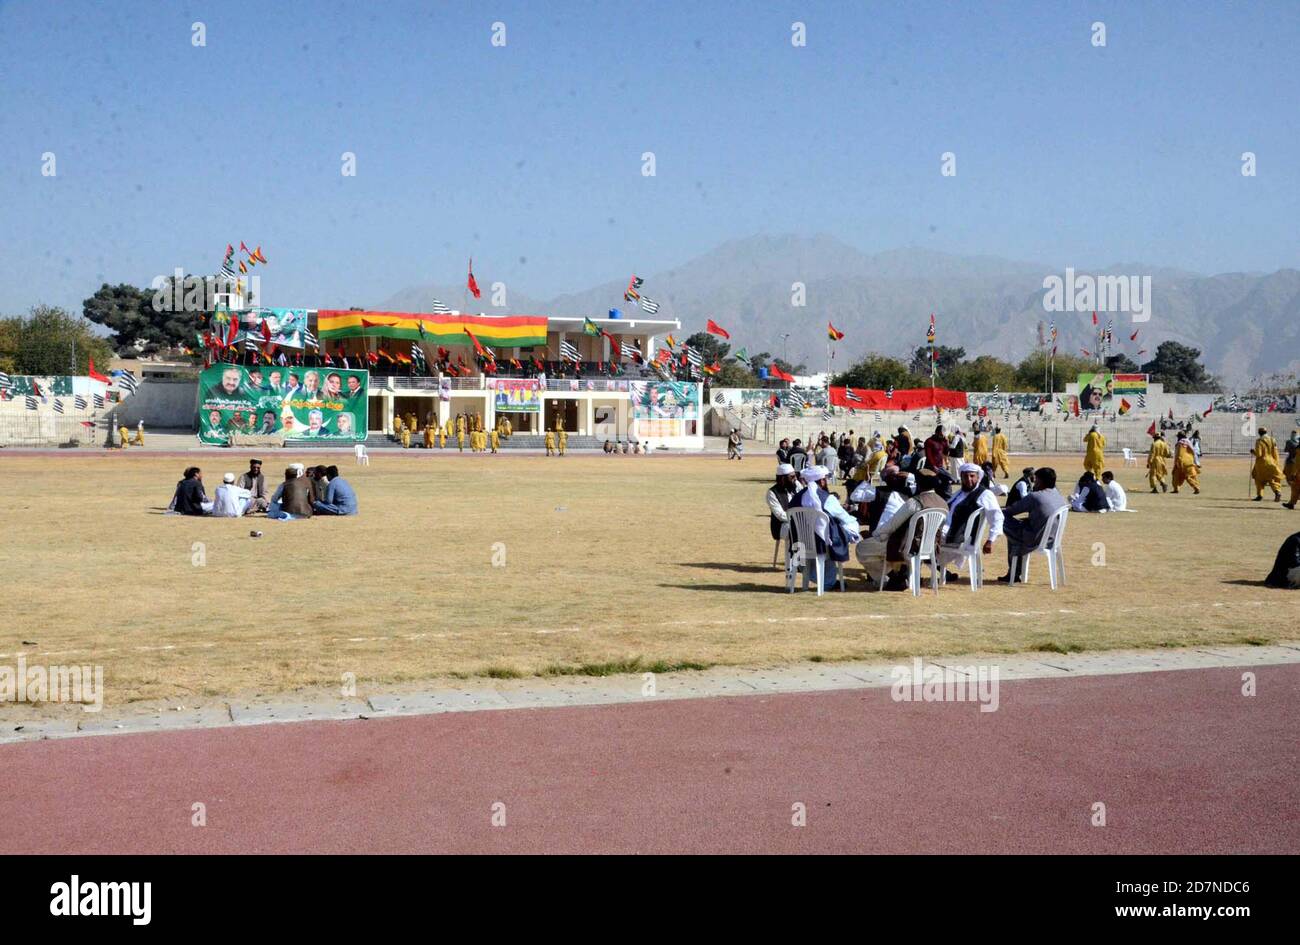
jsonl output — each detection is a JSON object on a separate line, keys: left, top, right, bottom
{"left": 211, "top": 472, "right": 252, "bottom": 517}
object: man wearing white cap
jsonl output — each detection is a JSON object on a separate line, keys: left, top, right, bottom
{"left": 766, "top": 462, "right": 803, "bottom": 549}
{"left": 797, "top": 465, "right": 861, "bottom": 588}
{"left": 938, "top": 462, "right": 1004, "bottom": 578}
{"left": 211, "top": 472, "right": 253, "bottom": 517}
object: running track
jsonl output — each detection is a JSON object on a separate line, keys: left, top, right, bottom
{"left": 3, "top": 664, "right": 1296, "bottom": 854}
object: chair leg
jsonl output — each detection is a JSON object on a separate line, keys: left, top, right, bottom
{"left": 1047, "top": 553, "right": 1057, "bottom": 590}
{"left": 773, "top": 540, "right": 779, "bottom": 568}
{"left": 1019, "top": 556, "right": 1029, "bottom": 583}
{"left": 1057, "top": 552, "right": 1066, "bottom": 586}
{"left": 815, "top": 557, "right": 825, "bottom": 597}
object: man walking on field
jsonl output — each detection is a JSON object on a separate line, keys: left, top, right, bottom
{"left": 1252, "top": 427, "right": 1284, "bottom": 502}
{"left": 1083, "top": 425, "right": 1106, "bottom": 477}
{"left": 1147, "top": 432, "right": 1171, "bottom": 493}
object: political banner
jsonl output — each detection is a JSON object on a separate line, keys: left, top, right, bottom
{"left": 197, "top": 363, "right": 367, "bottom": 443}
{"left": 1077, "top": 372, "right": 1148, "bottom": 410}
{"left": 629, "top": 381, "right": 699, "bottom": 419}
{"left": 489, "top": 377, "right": 541, "bottom": 413}
{"left": 235, "top": 308, "right": 311, "bottom": 348}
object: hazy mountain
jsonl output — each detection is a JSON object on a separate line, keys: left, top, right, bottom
{"left": 379, "top": 235, "right": 1300, "bottom": 384}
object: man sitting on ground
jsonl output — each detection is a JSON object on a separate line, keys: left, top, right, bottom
{"left": 1070, "top": 471, "right": 1111, "bottom": 512}
{"left": 1100, "top": 471, "right": 1129, "bottom": 511}
{"left": 1264, "top": 531, "right": 1300, "bottom": 588}
{"left": 238, "top": 459, "right": 269, "bottom": 514}
{"left": 314, "top": 465, "right": 358, "bottom": 516}
{"left": 1000, "top": 467, "right": 1068, "bottom": 582}
{"left": 211, "top": 472, "right": 252, "bottom": 517}
{"left": 170, "top": 467, "right": 211, "bottom": 515}
{"left": 268, "top": 467, "right": 314, "bottom": 520}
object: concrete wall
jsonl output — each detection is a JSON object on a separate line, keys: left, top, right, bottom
{"left": 108, "top": 380, "right": 199, "bottom": 429}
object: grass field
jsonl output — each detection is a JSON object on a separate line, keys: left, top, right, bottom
{"left": 1, "top": 449, "right": 1295, "bottom": 712}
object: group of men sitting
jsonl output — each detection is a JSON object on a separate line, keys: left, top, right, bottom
{"left": 766, "top": 452, "right": 1067, "bottom": 591}
{"left": 168, "top": 459, "right": 358, "bottom": 519}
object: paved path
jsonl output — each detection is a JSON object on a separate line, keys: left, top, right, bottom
{"left": 3, "top": 660, "right": 1296, "bottom": 854}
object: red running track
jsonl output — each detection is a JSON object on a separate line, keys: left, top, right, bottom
{"left": 2, "top": 665, "right": 1296, "bottom": 854}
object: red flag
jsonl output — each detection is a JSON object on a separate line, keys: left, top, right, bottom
{"left": 436, "top": 346, "right": 450, "bottom": 362}
{"left": 769, "top": 363, "right": 795, "bottom": 382}
{"left": 240, "top": 241, "right": 249, "bottom": 254}
{"left": 1202, "top": 406, "right": 1213, "bottom": 419}
{"left": 226, "top": 315, "right": 239, "bottom": 348}
{"left": 467, "top": 259, "right": 481, "bottom": 299}
{"left": 1081, "top": 348, "right": 1091, "bottom": 356}
{"left": 1146, "top": 421, "right": 1157, "bottom": 437}
{"left": 87, "top": 357, "right": 109, "bottom": 383}
{"left": 533, "top": 356, "right": 545, "bottom": 371}
{"left": 464, "top": 328, "right": 492, "bottom": 360}
{"left": 1092, "top": 311, "right": 1099, "bottom": 326}
{"left": 603, "top": 331, "right": 621, "bottom": 359}
{"left": 1130, "top": 329, "right": 1140, "bottom": 341}
{"left": 705, "top": 319, "right": 730, "bottom": 339}
{"left": 827, "top": 322, "right": 844, "bottom": 341}
{"left": 366, "top": 351, "right": 379, "bottom": 365}
{"left": 260, "top": 319, "right": 272, "bottom": 343}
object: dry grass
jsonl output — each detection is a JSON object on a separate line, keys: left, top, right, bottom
{"left": 0, "top": 450, "right": 1294, "bottom": 711}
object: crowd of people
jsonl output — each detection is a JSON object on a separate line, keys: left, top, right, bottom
{"left": 168, "top": 459, "right": 358, "bottom": 519}
{"left": 766, "top": 420, "right": 1300, "bottom": 590}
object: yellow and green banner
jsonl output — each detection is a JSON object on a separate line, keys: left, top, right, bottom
{"left": 198, "top": 363, "right": 367, "bottom": 443}
{"left": 316, "top": 311, "right": 547, "bottom": 347}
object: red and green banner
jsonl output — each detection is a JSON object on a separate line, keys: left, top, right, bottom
{"left": 316, "top": 311, "right": 547, "bottom": 347}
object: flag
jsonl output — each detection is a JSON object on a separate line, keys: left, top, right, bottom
{"left": 1081, "top": 348, "right": 1091, "bottom": 357}
{"left": 395, "top": 351, "right": 412, "bottom": 365}
{"left": 87, "top": 358, "right": 109, "bottom": 383}
{"left": 769, "top": 363, "right": 795, "bottom": 382}
{"left": 559, "top": 339, "right": 580, "bottom": 363}
{"left": 226, "top": 315, "right": 239, "bottom": 348}
{"left": 116, "top": 371, "right": 139, "bottom": 394}
{"left": 1130, "top": 329, "right": 1140, "bottom": 342}
{"left": 278, "top": 352, "right": 289, "bottom": 367}
{"left": 706, "top": 319, "right": 729, "bottom": 339}
{"left": 583, "top": 317, "right": 601, "bottom": 336}
{"left": 886, "top": 385, "right": 895, "bottom": 400}
{"left": 75, "top": 395, "right": 87, "bottom": 410}
{"left": 926, "top": 314, "right": 936, "bottom": 345}
{"left": 1146, "top": 421, "right": 1157, "bottom": 437}
{"left": 1202, "top": 406, "right": 1213, "bottom": 419}
{"left": 25, "top": 395, "right": 37, "bottom": 410}
{"left": 624, "top": 275, "right": 643, "bottom": 302}
{"left": 93, "top": 394, "right": 104, "bottom": 409}
{"left": 844, "top": 389, "right": 862, "bottom": 403}
{"left": 244, "top": 335, "right": 260, "bottom": 352}
{"left": 1138, "top": 394, "right": 1147, "bottom": 409}
{"left": 1118, "top": 398, "right": 1132, "bottom": 415}
{"left": 1092, "top": 311, "right": 1099, "bottom": 326}
{"left": 684, "top": 346, "right": 703, "bottom": 369}
{"left": 303, "top": 329, "right": 319, "bottom": 349}
{"left": 827, "top": 323, "right": 844, "bottom": 341}
{"left": 430, "top": 298, "right": 452, "bottom": 315}
{"left": 703, "top": 361, "right": 721, "bottom": 376}
{"left": 664, "top": 334, "right": 677, "bottom": 349}
{"left": 0, "top": 371, "right": 10, "bottom": 389}
{"left": 411, "top": 343, "right": 426, "bottom": 368}
{"left": 639, "top": 297, "right": 660, "bottom": 314}
{"left": 464, "top": 328, "right": 495, "bottom": 361}
{"left": 467, "top": 259, "right": 481, "bottom": 299}
{"left": 603, "top": 332, "right": 622, "bottom": 359}
{"left": 251, "top": 246, "right": 267, "bottom": 264}
{"left": 623, "top": 340, "right": 643, "bottom": 362}
{"left": 733, "top": 347, "right": 751, "bottom": 368}
{"left": 53, "top": 399, "right": 64, "bottom": 414}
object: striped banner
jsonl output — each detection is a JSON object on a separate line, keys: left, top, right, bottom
{"left": 317, "top": 311, "right": 547, "bottom": 347}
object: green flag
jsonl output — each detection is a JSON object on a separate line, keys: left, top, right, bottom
{"left": 582, "top": 317, "right": 601, "bottom": 336}
{"left": 734, "top": 347, "right": 751, "bottom": 367}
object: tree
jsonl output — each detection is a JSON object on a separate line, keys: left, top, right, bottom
{"left": 5, "top": 305, "right": 115, "bottom": 376}
{"left": 909, "top": 344, "right": 965, "bottom": 381}
{"left": 1014, "top": 351, "right": 1093, "bottom": 392}
{"left": 82, "top": 281, "right": 204, "bottom": 355}
{"left": 945, "top": 355, "right": 1020, "bottom": 392}
{"left": 831, "top": 354, "right": 912, "bottom": 390}
{"left": 1141, "top": 341, "right": 1219, "bottom": 393}
{"left": 716, "top": 362, "right": 758, "bottom": 388}
{"left": 684, "top": 331, "right": 729, "bottom": 364}
{"left": 1104, "top": 353, "right": 1142, "bottom": 374}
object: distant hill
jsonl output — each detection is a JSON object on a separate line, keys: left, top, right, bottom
{"left": 378, "top": 235, "right": 1300, "bottom": 384}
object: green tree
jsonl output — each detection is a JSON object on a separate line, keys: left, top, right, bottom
{"left": 7, "top": 305, "right": 115, "bottom": 375}
{"left": 684, "top": 331, "right": 729, "bottom": 365}
{"left": 945, "top": 355, "right": 1020, "bottom": 392}
{"left": 1141, "top": 341, "right": 1219, "bottom": 393}
{"left": 83, "top": 281, "right": 205, "bottom": 355}
{"left": 831, "top": 353, "right": 912, "bottom": 390}
{"left": 716, "top": 362, "right": 758, "bottom": 388}
{"left": 1104, "top": 353, "right": 1142, "bottom": 374}
{"left": 1014, "top": 351, "right": 1093, "bottom": 392}
{"left": 909, "top": 344, "right": 965, "bottom": 381}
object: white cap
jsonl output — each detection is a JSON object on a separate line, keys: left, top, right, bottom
{"left": 800, "top": 466, "right": 825, "bottom": 483}
{"left": 776, "top": 463, "right": 795, "bottom": 476}
{"left": 849, "top": 482, "right": 876, "bottom": 504}
{"left": 958, "top": 462, "right": 981, "bottom": 475}
{"left": 223, "top": 472, "right": 236, "bottom": 483}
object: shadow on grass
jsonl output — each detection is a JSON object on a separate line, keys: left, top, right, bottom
{"left": 680, "top": 562, "right": 782, "bottom": 574}
{"left": 658, "top": 581, "right": 796, "bottom": 594}
{"left": 1220, "top": 578, "right": 1277, "bottom": 588}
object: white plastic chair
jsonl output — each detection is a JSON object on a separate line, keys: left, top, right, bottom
{"left": 1122, "top": 447, "right": 1136, "bottom": 466}
{"left": 868, "top": 507, "right": 946, "bottom": 596}
{"left": 772, "top": 521, "right": 790, "bottom": 567}
{"left": 790, "top": 452, "right": 808, "bottom": 473}
{"left": 1013, "top": 506, "right": 1070, "bottom": 589}
{"left": 786, "top": 507, "right": 843, "bottom": 595}
{"left": 354, "top": 443, "right": 370, "bottom": 466}
{"left": 938, "top": 508, "right": 992, "bottom": 592}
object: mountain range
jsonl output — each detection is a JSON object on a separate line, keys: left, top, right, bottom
{"left": 378, "top": 234, "right": 1300, "bottom": 385}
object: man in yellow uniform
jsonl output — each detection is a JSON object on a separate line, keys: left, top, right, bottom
{"left": 971, "top": 429, "right": 990, "bottom": 466}
{"left": 118, "top": 424, "right": 130, "bottom": 448}
{"left": 1147, "top": 433, "right": 1171, "bottom": 493}
{"left": 490, "top": 428, "right": 500, "bottom": 453}
{"left": 1282, "top": 428, "right": 1299, "bottom": 509}
{"left": 393, "top": 415, "right": 404, "bottom": 440}
{"left": 866, "top": 434, "right": 887, "bottom": 477}
{"left": 1171, "top": 434, "right": 1200, "bottom": 494}
{"left": 456, "top": 415, "right": 466, "bottom": 452}
{"left": 544, "top": 430, "right": 555, "bottom": 456}
{"left": 1251, "top": 427, "right": 1284, "bottom": 502}
{"left": 991, "top": 427, "right": 1010, "bottom": 478}
{"left": 1083, "top": 425, "right": 1106, "bottom": 477}
{"left": 131, "top": 421, "right": 145, "bottom": 446}
{"left": 439, "top": 418, "right": 449, "bottom": 448}
{"left": 401, "top": 424, "right": 411, "bottom": 448}
{"left": 423, "top": 422, "right": 435, "bottom": 449}
{"left": 557, "top": 428, "right": 567, "bottom": 456}
{"left": 502, "top": 417, "right": 512, "bottom": 439}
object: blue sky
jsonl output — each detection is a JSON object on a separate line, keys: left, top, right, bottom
{"left": 1, "top": 0, "right": 1296, "bottom": 315}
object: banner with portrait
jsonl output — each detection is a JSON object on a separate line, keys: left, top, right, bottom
{"left": 489, "top": 377, "right": 541, "bottom": 413}
{"left": 629, "top": 381, "right": 700, "bottom": 419}
{"left": 1076, "top": 372, "right": 1148, "bottom": 410}
{"left": 197, "top": 363, "right": 368, "bottom": 443}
